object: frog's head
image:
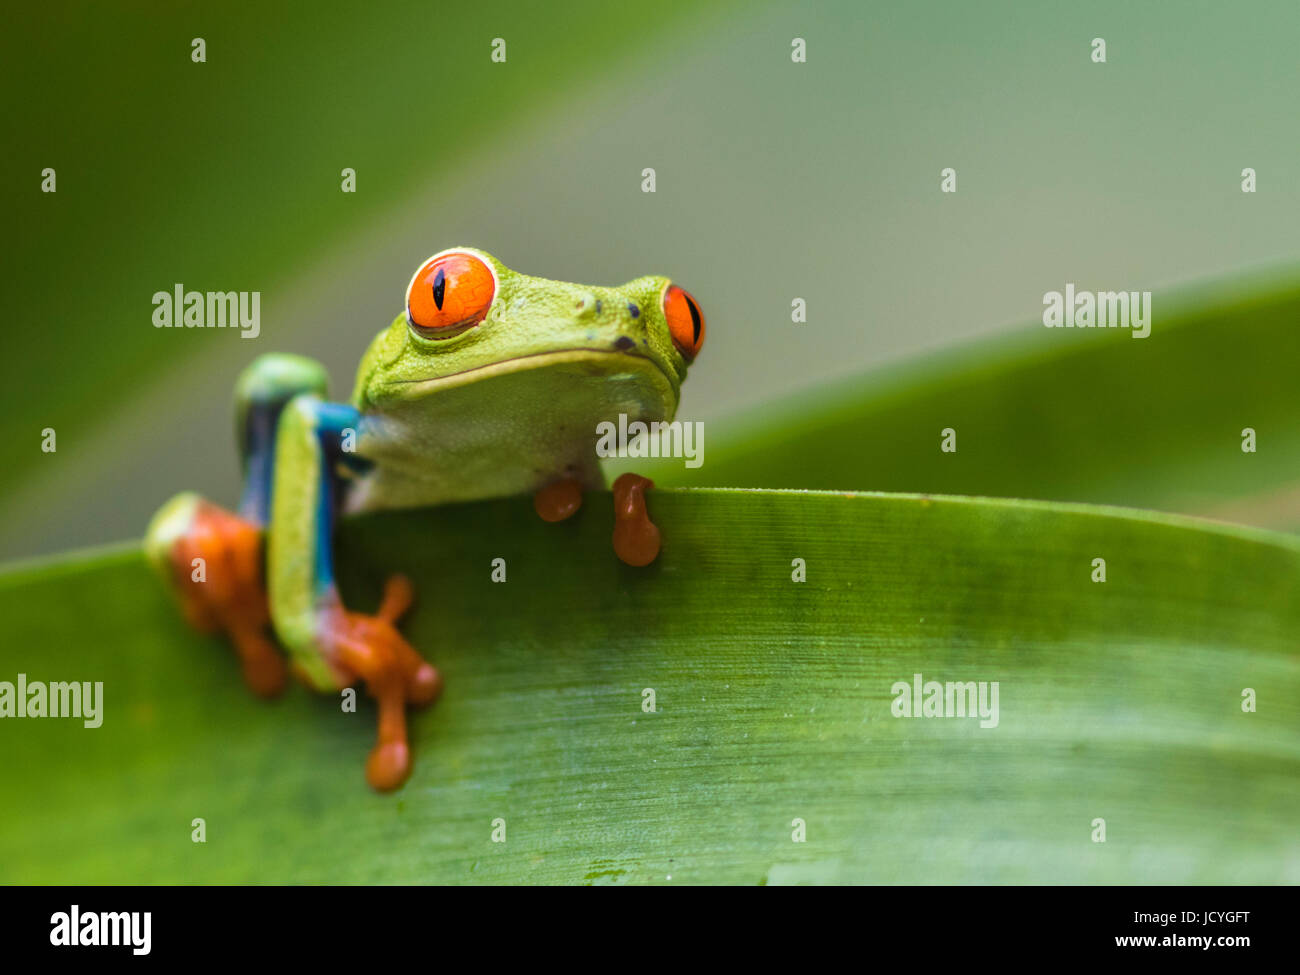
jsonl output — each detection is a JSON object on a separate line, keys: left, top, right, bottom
{"left": 354, "top": 247, "right": 704, "bottom": 419}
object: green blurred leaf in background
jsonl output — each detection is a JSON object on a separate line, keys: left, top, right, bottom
{"left": 4, "top": 0, "right": 1299, "bottom": 559}
{"left": 0, "top": 0, "right": 729, "bottom": 515}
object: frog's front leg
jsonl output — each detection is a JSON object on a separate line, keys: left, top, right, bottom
{"left": 533, "top": 472, "right": 661, "bottom": 566}
{"left": 268, "top": 395, "right": 441, "bottom": 792}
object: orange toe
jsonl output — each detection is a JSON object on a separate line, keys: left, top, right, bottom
{"left": 408, "top": 662, "right": 443, "bottom": 707}
{"left": 611, "top": 473, "right": 661, "bottom": 566}
{"left": 328, "top": 583, "right": 440, "bottom": 792}
{"left": 240, "top": 659, "right": 287, "bottom": 698}
{"left": 534, "top": 477, "right": 584, "bottom": 522}
{"left": 366, "top": 741, "right": 412, "bottom": 792}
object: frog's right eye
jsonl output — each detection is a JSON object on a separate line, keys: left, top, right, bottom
{"left": 406, "top": 251, "right": 496, "bottom": 338}
{"left": 662, "top": 284, "right": 705, "bottom": 361}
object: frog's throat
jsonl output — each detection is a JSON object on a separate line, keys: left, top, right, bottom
{"left": 379, "top": 348, "right": 680, "bottom": 409}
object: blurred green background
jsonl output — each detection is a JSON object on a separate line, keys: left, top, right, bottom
{"left": 2, "top": 0, "right": 1299, "bottom": 560}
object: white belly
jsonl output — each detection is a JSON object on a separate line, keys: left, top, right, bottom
{"left": 343, "top": 351, "right": 676, "bottom": 513}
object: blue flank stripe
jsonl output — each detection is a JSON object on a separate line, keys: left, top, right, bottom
{"left": 308, "top": 402, "right": 361, "bottom": 601}
{"left": 238, "top": 404, "right": 280, "bottom": 525}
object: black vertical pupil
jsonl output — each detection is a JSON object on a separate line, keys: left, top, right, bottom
{"left": 432, "top": 268, "right": 446, "bottom": 310}
{"left": 685, "top": 295, "right": 701, "bottom": 344}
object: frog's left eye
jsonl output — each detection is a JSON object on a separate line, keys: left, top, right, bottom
{"left": 406, "top": 251, "right": 496, "bottom": 338}
{"left": 662, "top": 284, "right": 705, "bottom": 361}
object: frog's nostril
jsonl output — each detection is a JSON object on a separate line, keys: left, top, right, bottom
{"left": 614, "top": 336, "right": 636, "bottom": 352}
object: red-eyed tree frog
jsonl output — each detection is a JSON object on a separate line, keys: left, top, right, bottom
{"left": 145, "top": 248, "right": 705, "bottom": 791}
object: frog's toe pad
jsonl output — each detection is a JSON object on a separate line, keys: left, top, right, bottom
{"left": 611, "top": 473, "right": 661, "bottom": 566}
{"left": 408, "top": 662, "right": 443, "bottom": 707}
{"left": 366, "top": 741, "right": 412, "bottom": 792}
{"left": 534, "top": 477, "right": 584, "bottom": 522}
{"left": 238, "top": 640, "right": 288, "bottom": 698}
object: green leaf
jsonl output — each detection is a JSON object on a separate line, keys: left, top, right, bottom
{"left": 2, "top": 490, "right": 1296, "bottom": 883}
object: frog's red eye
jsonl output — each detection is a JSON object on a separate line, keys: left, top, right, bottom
{"left": 663, "top": 284, "right": 705, "bottom": 361}
{"left": 406, "top": 252, "right": 496, "bottom": 337}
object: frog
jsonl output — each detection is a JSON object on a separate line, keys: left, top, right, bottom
{"left": 145, "top": 247, "right": 705, "bottom": 791}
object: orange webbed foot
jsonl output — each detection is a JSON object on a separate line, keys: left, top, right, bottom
{"left": 611, "top": 473, "right": 661, "bottom": 566}
{"left": 327, "top": 574, "right": 441, "bottom": 792}
{"left": 167, "top": 501, "right": 287, "bottom": 698}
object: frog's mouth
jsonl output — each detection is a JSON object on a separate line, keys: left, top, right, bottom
{"left": 383, "top": 347, "right": 678, "bottom": 397}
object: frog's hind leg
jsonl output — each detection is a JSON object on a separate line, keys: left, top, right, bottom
{"left": 146, "top": 493, "right": 285, "bottom": 696}
{"left": 234, "top": 353, "right": 331, "bottom": 525}
{"left": 268, "top": 394, "right": 441, "bottom": 792}
{"left": 145, "top": 354, "right": 330, "bottom": 698}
